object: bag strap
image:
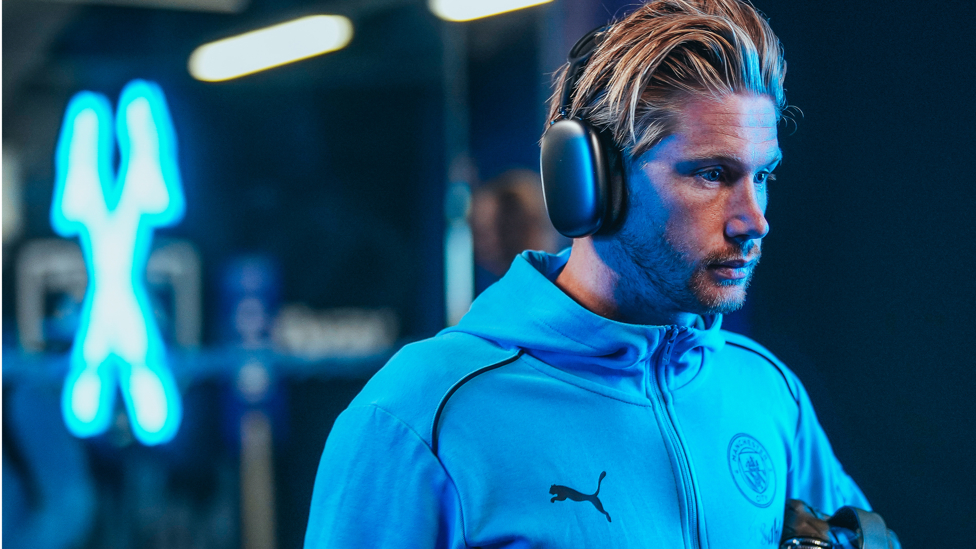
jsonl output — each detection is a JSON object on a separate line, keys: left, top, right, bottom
{"left": 827, "top": 506, "right": 889, "bottom": 549}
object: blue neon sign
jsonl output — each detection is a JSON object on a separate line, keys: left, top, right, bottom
{"left": 51, "top": 80, "right": 185, "bottom": 446}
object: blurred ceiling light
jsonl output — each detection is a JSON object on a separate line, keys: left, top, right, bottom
{"left": 429, "top": 0, "right": 553, "bottom": 22}
{"left": 42, "top": 0, "right": 247, "bottom": 13}
{"left": 188, "top": 15, "right": 353, "bottom": 82}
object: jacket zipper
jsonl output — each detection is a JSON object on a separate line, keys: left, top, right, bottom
{"left": 649, "top": 326, "right": 703, "bottom": 549}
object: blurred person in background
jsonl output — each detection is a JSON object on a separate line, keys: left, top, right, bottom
{"left": 470, "top": 169, "right": 564, "bottom": 292}
{"left": 305, "top": 1, "right": 895, "bottom": 547}
{"left": 3, "top": 381, "right": 96, "bottom": 549}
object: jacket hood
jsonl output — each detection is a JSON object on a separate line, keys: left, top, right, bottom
{"left": 442, "top": 250, "right": 727, "bottom": 395}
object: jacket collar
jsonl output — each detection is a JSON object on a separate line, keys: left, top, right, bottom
{"left": 444, "top": 250, "right": 726, "bottom": 395}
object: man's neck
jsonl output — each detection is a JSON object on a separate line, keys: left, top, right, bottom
{"left": 554, "top": 239, "right": 698, "bottom": 327}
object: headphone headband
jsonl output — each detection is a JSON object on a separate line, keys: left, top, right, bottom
{"left": 557, "top": 26, "right": 608, "bottom": 118}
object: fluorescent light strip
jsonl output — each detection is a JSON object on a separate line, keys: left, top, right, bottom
{"left": 189, "top": 15, "right": 353, "bottom": 82}
{"left": 429, "top": 0, "right": 553, "bottom": 22}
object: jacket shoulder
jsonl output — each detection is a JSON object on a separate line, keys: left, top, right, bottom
{"left": 348, "top": 332, "right": 520, "bottom": 447}
{"left": 721, "top": 330, "right": 800, "bottom": 406}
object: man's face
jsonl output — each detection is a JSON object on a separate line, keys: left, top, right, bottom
{"left": 598, "top": 93, "right": 780, "bottom": 320}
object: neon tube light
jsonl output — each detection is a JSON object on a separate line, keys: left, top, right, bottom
{"left": 51, "top": 80, "right": 185, "bottom": 446}
{"left": 188, "top": 15, "right": 353, "bottom": 82}
{"left": 429, "top": 0, "right": 553, "bottom": 22}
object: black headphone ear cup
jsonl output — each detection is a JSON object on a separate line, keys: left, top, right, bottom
{"left": 540, "top": 119, "right": 625, "bottom": 238}
{"left": 540, "top": 118, "right": 612, "bottom": 238}
{"left": 541, "top": 25, "right": 623, "bottom": 239}
{"left": 597, "top": 131, "right": 625, "bottom": 235}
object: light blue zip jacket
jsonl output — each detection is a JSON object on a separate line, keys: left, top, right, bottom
{"left": 304, "top": 250, "right": 869, "bottom": 548}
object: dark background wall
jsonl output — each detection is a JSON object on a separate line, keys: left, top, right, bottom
{"left": 3, "top": 0, "right": 974, "bottom": 546}
{"left": 745, "top": 1, "right": 976, "bottom": 544}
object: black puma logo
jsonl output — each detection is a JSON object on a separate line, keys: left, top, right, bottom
{"left": 549, "top": 471, "right": 611, "bottom": 522}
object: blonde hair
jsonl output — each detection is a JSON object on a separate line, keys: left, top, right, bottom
{"left": 546, "top": 0, "right": 787, "bottom": 159}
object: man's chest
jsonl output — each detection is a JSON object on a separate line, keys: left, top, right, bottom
{"left": 435, "top": 373, "right": 794, "bottom": 548}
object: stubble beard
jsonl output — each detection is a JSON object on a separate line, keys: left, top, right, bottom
{"left": 607, "top": 223, "right": 759, "bottom": 320}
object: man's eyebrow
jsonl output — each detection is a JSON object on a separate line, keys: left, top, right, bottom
{"left": 675, "top": 149, "right": 783, "bottom": 172}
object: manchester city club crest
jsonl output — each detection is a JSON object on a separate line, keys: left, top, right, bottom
{"left": 727, "top": 433, "right": 776, "bottom": 507}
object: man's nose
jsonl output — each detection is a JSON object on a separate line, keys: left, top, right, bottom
{"left": 724, "top": 181, "right": 769, "bottom": 243}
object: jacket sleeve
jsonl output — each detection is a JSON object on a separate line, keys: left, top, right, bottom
{"left": 785, "top": 379, "right": 871, "bottom": 515}
{"left": 303, "top": 404, "right": 466, "bottom": 549}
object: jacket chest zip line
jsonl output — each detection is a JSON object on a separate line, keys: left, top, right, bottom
{"left": 646, "top": 327, "right": 705, "bottom": 549}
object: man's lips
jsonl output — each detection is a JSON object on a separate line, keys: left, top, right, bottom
{"left": 708, "top": 258, "right": 757, "bottom": 280}
{"left": 711, "top": 259, "right": 756, "bottom": 269}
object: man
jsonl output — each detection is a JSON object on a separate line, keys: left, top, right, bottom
{"left": 305, "top": 1, "right": 873, "bottom": 547}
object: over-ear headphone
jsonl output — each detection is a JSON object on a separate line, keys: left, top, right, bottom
{"left": 540, "top": 27, "right": 625, "bottom": 238}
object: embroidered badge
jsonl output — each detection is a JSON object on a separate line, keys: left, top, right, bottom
{"left": 728, "top": 433, "right": 775, "bottom": 507}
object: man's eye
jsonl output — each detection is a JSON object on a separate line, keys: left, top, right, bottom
{"left": 756, "top": 171, "right": 777, "bottom": 184}
{"left": 698, "top": 169, "right": 723, "bottom": 182}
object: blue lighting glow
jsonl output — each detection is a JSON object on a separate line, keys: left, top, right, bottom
{"left": 51, "top": 80, "right": 185, "bottom": 446}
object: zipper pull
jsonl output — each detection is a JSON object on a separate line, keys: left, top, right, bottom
{"left": 663, "top": 327, "right": 681, "bottom": 366}
{"left": 659, "top": 327, "right": 685, "bottom": 401}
